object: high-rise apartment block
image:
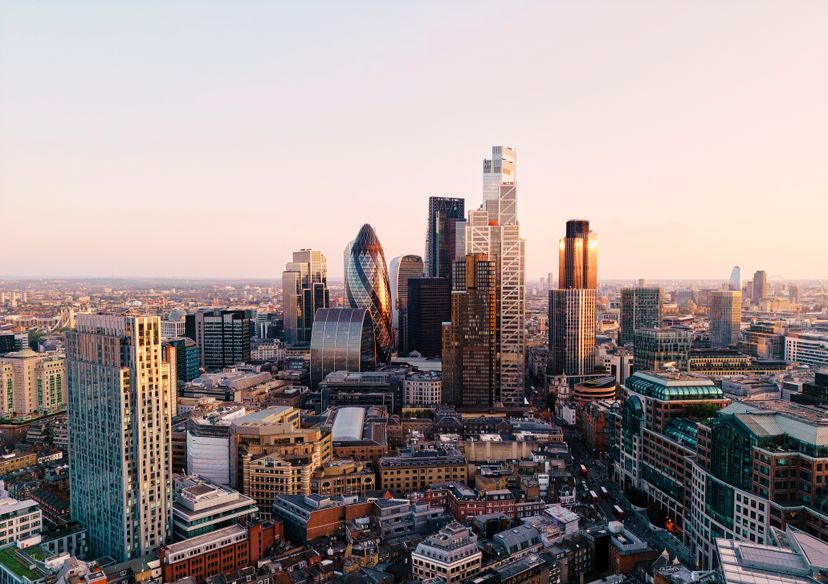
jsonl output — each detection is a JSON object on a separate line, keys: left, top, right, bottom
{"left": 709, "top": 291, "right": 742, "bottom": 348}
{"left": 187, "top": 309, "right": 253, "bottom": 371}
{"left": 406, "top": 277, "right": 450, "bottom": 358}
{"left": 425, "top": 197, "right": 465, "bottom": 283}
{"left": 442, "top": 254, "right": 496, "bottom": 407}
{"left": 549, "top": 220, "right": 598, "bottom": 377}
{"left": 0, "top": 349, "right": 65, "bottom": 417}
{"left": 619, "top": 287, "right": 663, "bottom": 346}
{"left": 282, "top": 249, "right": 329, "bottom": 346}
{"left": 66, "top": 314, "right": 174, "bottom": 561}
{"left": 464, "top": 146, "right": 525, "bottom": 406}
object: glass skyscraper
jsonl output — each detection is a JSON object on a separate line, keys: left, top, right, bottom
{"left": 282, "top": 249, "right": 329, "bottom": 346}
{"left": 710, "top": 290, "right": 742, "bottom": 348}
{"left": 425, "top": 196, "right": 465, "bottom": 283}
{"left": 619, "top": 287, "right": 663, "bottom": 346}
{"left": 344, "top": 224, "right": 394, "bottom": 364}
{"left": 309, "top": 308, "right": 377, "bottom": 387}
{"left": 549, "top": 219, "right": 598, "bottom": 377}
{"left": 465, "top": 146, "right": 525, "bottom": 407}
{"left": 66, "top": 314, "right": 174, "bottom": 561}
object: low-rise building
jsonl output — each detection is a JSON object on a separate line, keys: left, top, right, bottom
{"left": 271, "top": 494, "right": 374, "bottom": 545}
{"left": 310, "top": 459, "right": 375, "bottom": 496}
{"left": 379, "top": 448, "right": 466, "bottom": 492}
{"left": 411, "top": 523, "right": 482, "bottom": 584}
{"left": 172, "top": 475, "right": 259, "bottom": 541}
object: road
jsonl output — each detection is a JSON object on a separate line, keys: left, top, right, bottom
{"left": 563, "top": 427, "right": 695, "bottom": 566}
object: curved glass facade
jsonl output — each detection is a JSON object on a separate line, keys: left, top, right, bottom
{"left": 309, "top": 308, "right": 376, "bottom": 387}
{"left": 344, "top": 224, "right": 394, "bottom": 363}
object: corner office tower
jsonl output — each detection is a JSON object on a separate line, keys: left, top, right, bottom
{"left": 465, "top": 146, "right": 526, "bottom": 407}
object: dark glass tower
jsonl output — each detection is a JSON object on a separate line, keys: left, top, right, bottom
{"left": 406, "top": 277, "right": 451, "bottom": 358}
{"left": 344, "top": 224, "right": 394, "bottom": 364}
{"left": 442, "top": 254, "right": 497, "bottom": 407}
{"left": 619, "top": 287, "right": 664, "bottom": 346}
{"left": 190, "top": 309, "right": 253, "bottom": 371}
{"left": 425, "top": 196, "right": 465, "bottom": 283}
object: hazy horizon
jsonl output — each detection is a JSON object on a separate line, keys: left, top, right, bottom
{"left": 3, "top": 2, "right": 827, "bottom": 281}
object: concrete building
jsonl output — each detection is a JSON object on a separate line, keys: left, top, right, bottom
{"left": 271, "top": 493, "right": 373, "bottom": 545}
{"left": 785, "top": 333, "right": 828, "bottom": 368}
{"left": 310, "top": 458, "right": 376, "bottom": 496}
{"left": 411, "top": 523, "right": 482, "bottom": 584}
{"left": 186, "top": 406, "right": 248, "bottom": 485}
{"left": 0, "top": 349, "right": 65, "bottom": 417}
{"left": 0, "top": 481, "right": 41, "bottom": 546}
{"left": 404, "top": 373, "right": 442, "bottom": 406}
{"left": 66, "top": 314, "right": 174, "bottom": 561}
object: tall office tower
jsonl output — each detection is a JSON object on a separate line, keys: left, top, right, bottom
{"left": 619, "top": 287, "right": 664, "bottom": 346}
{"left": 407, "top": 277, "right": 450, "bottom": 357}
{"left": 549, "top": 220, "right": 598, "bottom": 377}
{"left": 709, "top": 291, "right": 742, "bottom": 348}
{"left": 389, "top": 254, "right": 424, "bottom": 333}
{"left": 753, "top": 270, "right": 768, "bottom": 302}
{"left": 789, "top": 283, "right": 800, "bottom": 304}
{"left": 66, "top": 315, "right": 174, "bottom": 561}
{"left": 188, "top": 310, "right": 253, "bottom": 371}
{"left": 344, "top": 224, "right": 394, "bottom": 364}
{"left": 425, "top": 197, "right": 465, "bottom": 281}
{"left": 465, "top": 146, "right": 525, "bottom": 406}
{"left": 282, "top": 249, "right": 329, "bottom": 346}
{"left": 558, "top": 219, "right": 598, "bottom": 289}
{"left": 729, "top": 266, "right": 741, "bottom": 291}
{"left": 442, "top": 254, "right": 497, "bottom": 407}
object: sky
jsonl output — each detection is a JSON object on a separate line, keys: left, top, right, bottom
{"left": 2, "top": 1, "right": 827, "bottom": 281}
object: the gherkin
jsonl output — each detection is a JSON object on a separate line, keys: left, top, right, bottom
{"left": 344, "top": 224, "right": 394, "bottom": 363}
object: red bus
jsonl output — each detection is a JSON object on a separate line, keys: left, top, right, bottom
{"left": 579, "top": 464, "right": 588, "bottom": 477}
{"left": 600, "top": 486, "right": 609, "bottom": 498}
{"left": 613, "top": 505, "right": 625, "bottom": 519}
{"left": 589, "top": 490, "right": 599, "bottom": 502}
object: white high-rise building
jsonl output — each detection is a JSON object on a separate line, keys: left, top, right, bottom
{"left": 465, "top": 146, "right": 526, "bottom": 406}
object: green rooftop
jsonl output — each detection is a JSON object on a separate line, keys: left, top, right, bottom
{"left": 0, "top": 546, "right": 42, "bottom": 581}
{"left": 627, "top": 371, "right": 724, "bottom": 401}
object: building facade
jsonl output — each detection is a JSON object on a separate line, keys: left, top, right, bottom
{"left": 0, "top": 349, "right": 65, "bottom": 417}
{"left": 411, "top": 523, "right": 482, "bottom": 584}
{"left": 406, "top": 277, "right": 451, "bottom": 358}
{"left": 619, "top": 287, "right": 663, "bottom": 346}
{"left": 189, "top": 309, "right": 253, "bottom": 371}
{"left": 442, "top": 254, "right": 497, "bottom": 407}
{"left": 309, "top": 308, "right": 376, "bottom": 388}
{"left": 632, "top": 328, "right": 692, "bottom": 372}
{"left": 425, "top": 196, "right": 465, "bottom": 283}
{"left": 709, "top": 291, "right": 742, "bottom": 348}
{"left": 389, "top": 254, "right": 424, "bottom": 338}
{"left": 66, "top": 314, "right": 174, "bottom": 561}
{"left": 549, "top": 220, "right": 598, "bottom": 377}
{"left": 282, "top": 249, "right": 329, "bottom": 346}
{"left": 464, "top": 146, "right": 525, "bottom": 407}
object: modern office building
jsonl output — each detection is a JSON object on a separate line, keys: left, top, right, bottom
{"left": 464, "top": 146, "right": 525, "bottom": 407}
{"left": 186, "top": 406, "right": 248, "bottom": 485}
{"left": 309, "top": 308, "right": 377, "bottom": 388}
{"left": 729, "top": 266, "right": 741, "bottom": 292}
{"left": 611, "top": 371, "right": 729, "bottom": 542}
{"left": 739, "top": 321, "right": 785, "bottom": 360}
{"left": 282, "top": 249, "right": 329, "bottom": 346}
{"left": 0, "top": 483, "right": 42, "bottom": 546}
{"left": 425, "top": 196, "right": 465, "bottom": 283}
{"left": 785, "top": 333, "right": 828, "bottom": 368}
{"left": 188, "top": 309, "right": 253, "bottom": 371}
{"left": 753, "top": 270, "right": 768, "bottom": 303}
{"left": 165, "top": 337, "right": 200, "bottom": 383}
{"left": 411, "top": 522, "right": 482, "bottom": 584}
{"left": 162, "top": 319, "right": 186, "bottom": 339}
{"left": 632, "top": 328, "right": 692, "bottom": 372}
{"left": 710, "top": 291, "right": 742, "bottom": 348}
{"left": 344, "top": 224, "right": 394, "bottom": 364}
{"left": 549, "top": 220, "right": 598, "bottom": 377}
{"left": 389, "top": 254, "right": 424, "bottom": 349}
{"left": 66, "top": 314, "right": 174, "bottom": 561}
{"left": 406, "top": 277, "right": 451, "bottom": 358}
{"left": 0, "top": 349, "right": 65, "bottom": 417}
{"left": 689, "top": 400, "right": 828, "bottom": 569}
{"left": 229, "top": 406, "right": 332, "bottom": 517}
{"left": 171, "top": 475, "right": 258, "bottom": 541}
{"left": 619, "top": 287, "right": 663, "bottom": 346}
{"left": 442, "top": 254, "right": 497, "bottom": 407}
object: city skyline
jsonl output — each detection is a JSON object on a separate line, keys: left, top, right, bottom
{"left": 3, "top": 3, "right": 828, "bottom": 281}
